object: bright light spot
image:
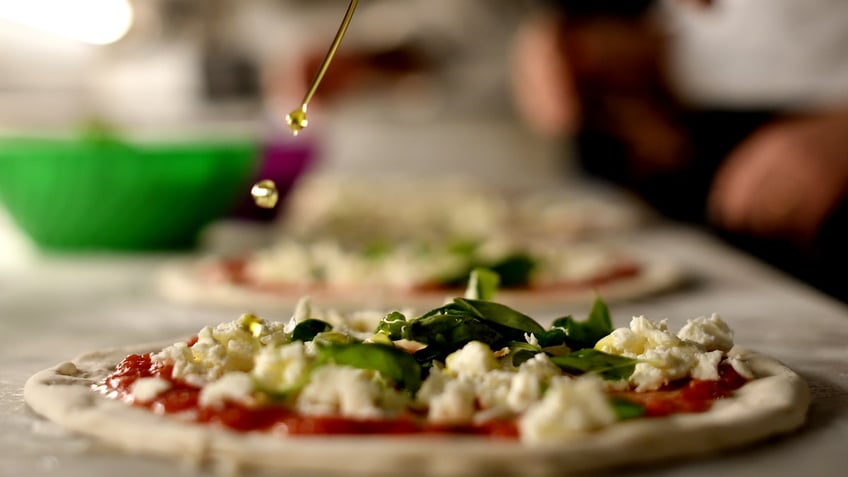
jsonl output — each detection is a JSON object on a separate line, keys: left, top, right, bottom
{"left": 0, "top": 0, "right": 134, "bottom": 45}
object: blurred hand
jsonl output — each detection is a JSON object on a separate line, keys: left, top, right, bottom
{"left": 510, "top": 13, "right": 690, "bottom": 175}
{"left": 510, "top": 15, "right": 579, "bottom": 138}
{"left": 708, "top": 111, "right": 848, "bottom": 244}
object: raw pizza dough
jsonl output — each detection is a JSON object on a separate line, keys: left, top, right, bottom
{"left": 156, "top": 257, "right": 686, "bottom": 310}
{"left": 24, "top": 344, "right": 809, "bottom": 476}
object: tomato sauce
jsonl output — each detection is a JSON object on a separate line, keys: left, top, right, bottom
{"left": 215, "top": 259, "right": 641, "bottom": 293}
{"left": 96, "top": 352, "right": 746, "bottom": 437}
{"left": 615, "top": 363, "right": 748, "bottom": 417}
{"left": 96, "top": 351, "right": 518, "bottom": 437}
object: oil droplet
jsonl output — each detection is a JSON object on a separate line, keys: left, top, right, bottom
{"left": 251, "top": 180, "right": 279, "bottom": 209}
{"left": 286, "top": 107, "right": 308, "bottom": 136}
{"left": 239, "top": 313, "right": 265, "bottom": 337}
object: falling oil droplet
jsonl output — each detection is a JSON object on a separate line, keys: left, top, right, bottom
{"left": 286, "top": 107, "right": 308, "bottom": 136}
{"left": 251, "top": 179, "right": 279, "bottom": 209}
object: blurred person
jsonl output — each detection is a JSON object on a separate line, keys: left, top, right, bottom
{"left": 511, "top": 0, "right": 848, "bottom": 301}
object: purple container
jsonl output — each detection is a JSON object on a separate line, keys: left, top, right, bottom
{"left": 230, "top": 139, "right": 317, "bottom": 222}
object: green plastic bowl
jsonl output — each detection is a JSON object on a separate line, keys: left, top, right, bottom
{"left": 0, "top": 136, "right": 259, "bottom": 251}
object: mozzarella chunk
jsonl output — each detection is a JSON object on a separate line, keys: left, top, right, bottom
{"left": 507, "top": 372, "right": 542, "bottom": 412}
{"left": 475, "top": 370, "right": 514, "bottom": 410}
{"left": 416, "top": 366, "right": 448, "bottom": 405}
{"left": 677, "top": 314, "right": 734, "bottom": 352}
{"left": 519, "top": 375, "right": 616, "bottom": 443}
{"left": 428, "top": 379, "right": 476, "bottom": 424}
{"left": 251, "top": 342, "right": 311, "bottom": 392}
{"left": 199, "top": 372, "right": 254, "bottom": 407}
{"left": 153, "top": 314, "right": 289, "bottom": 388}
{"left": 596, "top": 315, "right": 729, "bottom": 391}
{"left": 445, "top": 341, "right": 499, "bottom": 377}
{"left": 296, "top": 366, "right": 383, "bottom": 420}
{"left": 129, "top": 377, "right": 171, "bottom": 403}
{"left": 518, "top": 353, "right": 562, "bottom": 381}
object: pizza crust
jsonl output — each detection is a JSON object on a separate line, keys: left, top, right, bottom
{"left": 24, "top": 344, "right": 809, "bottom": 476}
{"left": 156, "top": 258, "right": 686, "bottom": 310}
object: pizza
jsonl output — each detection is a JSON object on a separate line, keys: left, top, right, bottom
{"left": 161, "top": 173, "right": 671, "bottom": 309}
{"left": 25, "top": 282, "right": 810, "bottom": 475}
{"left": 158, "top": 237, "right": 684, "bottom": 309}
{"left": 280, "top": 173, "right": 649, "bottom": 243}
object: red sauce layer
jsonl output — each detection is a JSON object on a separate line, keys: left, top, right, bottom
{"left": 615, "top": 363, "right": 748, "bottom": 417}
{"left": 215, "top": 258, "right": 641, "bottom": 293}
{"left": 95, "top": 352, "right": 518, "bottom": 437}
{"left": 96, "top": 352, "right": 747, "bottom": 437}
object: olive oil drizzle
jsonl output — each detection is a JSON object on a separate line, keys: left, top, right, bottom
{"left": 253, "top": 0, "right": 359, "bottom": 209}
{"left": 285, "top": 0, "right": 359, "bottom": 136}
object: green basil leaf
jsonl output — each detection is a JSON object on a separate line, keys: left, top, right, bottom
{"left": 464, "top": 268, "right": 500, "bottom": 301}
{"left": 291, "top": 319, "right": 333, "bottom": 342}
{"left": 512, "top": 350, "right": 537, "bottom": 367}
{"left": 404, "top": 313, "right": 504, "bottom": 351}
{"left": 550, "top": 296, "right": 613, "bottom": 349}
{"left": 534, "top": 328, "right": 567, "bottom": 348}
{"left": 550, "top": 349, "right": 638, "bottom": 381}
{"left": 375, "top": 311, "right": 407, "bottom": 340}
{"left": 312, "top": 331, "right": 358, "bottom": 346}
{"left": 488, "top": 254, "right": 536, "bottom": 287}
{"left": 317, "top": 343, "right": 422, "bottom": 393}
{"left": 416, "top": 302, "right": 468, "bottom": 320}
{"left": 610, "top": 398, "right": 646, "bottom": 420}
{"left": 508, "top": 341, "right": 542, "bottom": 367}
{"left": 453, "top": 298, "right": 546, "bottom": 340}
{"left": 363, "top": 240, "right": 393, "bottom": 260}
{"left": 447, "top": 239, "right": 480, "bottom": 256}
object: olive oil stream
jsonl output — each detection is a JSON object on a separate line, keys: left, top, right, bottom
{"left": 252, "top": 0, "right": 359, "bottom": 209}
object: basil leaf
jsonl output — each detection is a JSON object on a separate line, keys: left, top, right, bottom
{"left": 534, "top": 328, "right": 567, "bottom": 348}
{"left": 447, "top": 239, "right": 479, "bottom": 256}
{"left": 312, "top": 331, "right": 358, "bottom": 346}
{"left": 363, "top": 240, "right": 393, "bottom": 260}
{"left": 417, "top": 302, "right": 467, "bottom": 320}
{"left": 610, "top": 398, "right": 645, "bottom": 420}
{"left": 291, "top": 319, "right": 333, "bottom": 342}
{"left": 404, "top": 313, "right": 504, "bottom": 352}
{"left": 488, "top": 254, "right": 536, "bottom": 287}
{"left": 412, "top": 346, "right": 443, "bottom": 366}
{"left": 508, "top": 341, "right": 542, "bottom": 367}
{"left": 464, "top": 268, "right": 500, "bottom": 301}
{"left": 317, "top": 343, "right": 422, "bottom": 394}
{"left": 453, "top": 298, "right": 545, "bottom": 340}
{"left": 550, "top": 349, "right": 638, "bottom": 381}
{"left": 375, "top": 311, "right": 407, "bottom": 340}
{"left": 550, "top": 296, "right": 613, "bottom": 349}
{"left": 512, "top": 350, "right": 537, "bottom": 367}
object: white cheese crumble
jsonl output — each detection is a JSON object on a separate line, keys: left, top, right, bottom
{"left": 199, "top": 372, "right": 254, "bottom": 407}
{"left": 595, "top": 315, "right": 735, "bottom": 391}
{"left": 519, "top": 375, "right": 616, "bottom": 443}
{"left": 428, "top": 379, "right": 477, "bottom": 424}
{"left": 251, "top": 342, "right": 310, "bottom": 393}
{"left": 129, "top": 377, "right": 171, "bottom": 403}
{"left": 678, "top": 314, "right": 734, "bottom": 352}
{"left": 445, "top": 341, "right": 500, "bottom": 377}
{"left": 295, "top": 366, "right": 384, "bottom": 420}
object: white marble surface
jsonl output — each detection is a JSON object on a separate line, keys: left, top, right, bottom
{"left": 1, "top": 222, "right": 847, "bottom": 477}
